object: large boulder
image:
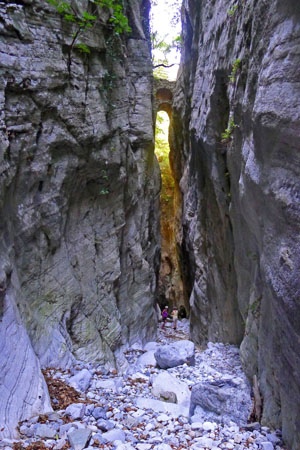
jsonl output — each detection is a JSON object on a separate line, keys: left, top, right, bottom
{"left": 151, "top": 372, "right": 191, "bottom": 407}
{"left": 189, "top": 376, "right": 251, "bottom": 426}
{"left": 154, "top": 340, "right": 195, "bottom": 369}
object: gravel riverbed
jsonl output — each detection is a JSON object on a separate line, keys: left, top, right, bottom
{"left": 1, "top": 320, "right": 285, "bottom": 450}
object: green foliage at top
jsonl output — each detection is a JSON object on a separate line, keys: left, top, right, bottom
{"left": 229, "top": 58, "right": 241, "bottom": 83}
{"left": 151, "top": 32, "right": 182, "bottom": 79}
{"left": 46, "top": 0, "right": 131, "bottom": 34}
{"left": 150, "top": 0, "right": 182, "bottom": 80}
{"left": 46, "top": 0, "right": 131, "bottom": 72}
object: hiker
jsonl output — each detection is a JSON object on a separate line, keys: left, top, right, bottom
{"left": 161, "top": 306, "right": 168, "bottom": 329}
{"left": 171, "top": 307, "right": 178, "bottom": 330}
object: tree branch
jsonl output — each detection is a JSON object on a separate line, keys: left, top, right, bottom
{"left": 152, "top": 63, "right": 177, "bottom": 69}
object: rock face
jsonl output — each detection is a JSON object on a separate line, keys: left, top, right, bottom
{"left": 0, "top": 0, "right": 159, "bottom": 438}
{"left": 172, "top": 0, "right": 300, "bottom": 448}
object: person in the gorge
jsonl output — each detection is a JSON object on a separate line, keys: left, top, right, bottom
{"left": 171, "top": 306, "right": 178, "bottom": 330}
{"left": 161, "top": 306, "right": 168, "bottom": 329}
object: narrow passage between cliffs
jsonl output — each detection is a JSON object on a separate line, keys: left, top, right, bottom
{"left": 154, "top": 110, "right": 185, "bottom": 316}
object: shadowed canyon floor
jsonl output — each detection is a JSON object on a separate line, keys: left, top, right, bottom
{"left": 2, "top": 321, "right": 285, "bottom": 450}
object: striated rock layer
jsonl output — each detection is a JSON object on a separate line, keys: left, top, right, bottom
{"left": 0, "top": 0, "right": 160, "bottom": 437}
{"left": 172, "top": 0, "right": 300, "bottom": 447}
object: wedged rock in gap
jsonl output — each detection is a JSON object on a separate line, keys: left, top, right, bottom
{"left": 154, "top": 340, "right": 195, "bottom": 369}
{"left": 189, "top": 377, "right": 251, "bottom": 426}
{"left": 151, "top": 372, "right": 191, "bottom": 407}
{"left": 68, "top": 369, "right": 92, "bottom": 392}
{"left": 68, "top": 428, "right": 92, "bottom": 450}
{"left": 136, "top": 396, "right": 189, "bottom": 418}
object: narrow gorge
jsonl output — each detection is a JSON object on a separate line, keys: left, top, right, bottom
{"left": 0, "top": 1, "right": 299, "bottom": 450}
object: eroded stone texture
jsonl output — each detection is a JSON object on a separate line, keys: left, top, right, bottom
{"left": 0, "top": 0, "right": 159, "bottom": 437}
{"left": 172, "top": 0, "right": 300, "bottom": 447}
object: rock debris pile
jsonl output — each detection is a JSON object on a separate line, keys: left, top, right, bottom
{"left": 2, "top": 321, "right": 285, "bottom": 450}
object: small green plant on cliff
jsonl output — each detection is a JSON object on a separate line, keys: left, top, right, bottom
{"left": 229, "top": 58, "right": 241, "bottom": 83}
{"left": 227, "top": 4, "right": 238, "bottom": 16}
{"left": 221, "top": 117, "right": 238, "bottom": 144}
{"left": 45, "top": 0, "right": 131, "bottom": 74}
{"left": 246, "top": 295, "right": 262, "bottom": 319}
{"left": 100, "top": 72, "right": 117, "bottom": 92}
{"left": 99, "top": 188, "right": 109, "bottom": 195}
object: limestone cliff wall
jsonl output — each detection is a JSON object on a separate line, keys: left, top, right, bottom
{"left": 0, "top": 0, "right": 159, "bottom": 437}
{"left": 172, "top": 0, "right": 300, "bottom": 447}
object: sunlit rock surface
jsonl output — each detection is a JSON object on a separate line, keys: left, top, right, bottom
{"left": 0, "top": 0, "right": 159, "bottom": 437}
{"left": 172, "top": 0, "right": 300, "bottom": 448}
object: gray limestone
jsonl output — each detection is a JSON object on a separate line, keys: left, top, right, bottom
{"left": 102, "top": 429, "right": 126, "bottom": 443}
{"left": 0, "top": 292, "right": 52, "bottom": 438}
{"left": 189, "top": 378, "right": 251, "bottom": 426}
{"left": 171, "top": 1, "right": 300, "bottom": 448}
{"left": 136, "top": 350, "right": 157, "bottom": 368}
{"left": 34, "top": 424, "right": 57, "bottom": 439}
{"left": 96, "top": 419, "right": 114, "bottom": 432}
{"left": 0, "top": 0, "right": 159, "bottom": 438}
{"left": 65, "top": 404, "right": 86, "bottom": 421}
{"left": 151, "top": 372, "right": 191, "bottom": 406}
{"left": 154, "top": 340, "right": 195, "bottom": 369}
{"left": 92, "top": 407, "right": 107, "bottom": 420}
{"left": 68, "top": 428, "right": 92, "bottom": 450}
{"left": 69, "top": 369, "right": 92, "bottom": 392}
